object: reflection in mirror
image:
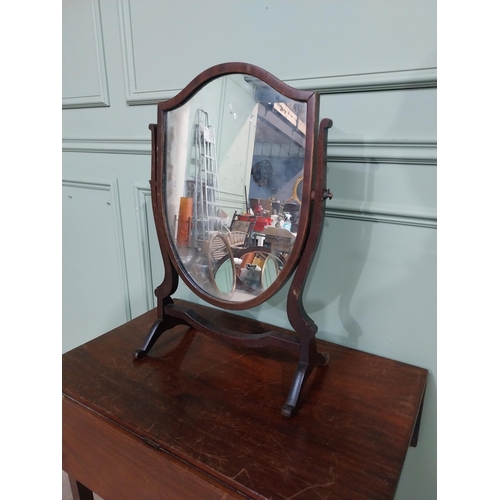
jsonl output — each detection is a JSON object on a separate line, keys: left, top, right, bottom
{"left": 261, "top": 253, "right": 285, "bottom": 291}
{"left": 164, "top": 74, "right": 306, "bottom": 302}
{"left": 214, "top": 259, "right": 235, "bottom": 295}
{"left": 209, "top": 233, "right": 236, "bottom": 298}
{"left": 290, "top": 176, "right": 303, "bottom": 205}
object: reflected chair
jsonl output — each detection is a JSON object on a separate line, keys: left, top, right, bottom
{"left": 224, "top": 211, "right": 256, "bottom": 251}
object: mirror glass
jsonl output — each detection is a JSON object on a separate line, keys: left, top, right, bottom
{"left": 163, "top": 74, "right": 307, "bottom": 302}
{"left": 209, "top": 233, "right": 236, "bottom": 298}
{"left": 261, "top": 253, "right": 285, "bottom": 291}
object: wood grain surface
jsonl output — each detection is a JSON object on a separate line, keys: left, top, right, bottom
{"left": 63, "top": 301, "right": 428, "bottom": 500}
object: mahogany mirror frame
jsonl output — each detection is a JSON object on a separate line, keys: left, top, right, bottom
{"left": 135, "top": 62, "right": 333, "bottom": 417}
{"left": 158, "top": 62, "right": 317, "bottom": 310}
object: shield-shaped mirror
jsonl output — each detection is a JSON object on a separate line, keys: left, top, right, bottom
{"left": 157, "top": 66, "right": 318, "bottom": 308}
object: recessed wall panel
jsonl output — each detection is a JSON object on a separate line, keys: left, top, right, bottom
{"left": 120, "top": 0, "right": 436, "bottom": 103}
{"left": 62, "top": 0, "right": 109, "bottom": 108}
{"left": 62, "top": 180, "right": 129, "bottom": 352}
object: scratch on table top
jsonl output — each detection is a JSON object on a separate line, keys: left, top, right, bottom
{"left": 193, "top": 352, "right": 248, "bottom": 379}
{"left": 285, "top": 467, "right": 336, "bottom": 500}
{"left": 265, "top": 434, "right": 292, "bottom": 461}
{"left": 231, "top": 468, "right": 253, "bottom": 486}
{"left": 178, "top": 437, "right": 229, "bottom": 468}
{"left": 242, "top": 380, "right": 279, "bottom": 396}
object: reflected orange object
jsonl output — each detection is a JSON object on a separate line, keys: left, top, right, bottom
{"left": 239, "top": 252, "right": 255, "bottom": 275}
{"left": 177, "top": 197, "right": 193, "bottom": 247}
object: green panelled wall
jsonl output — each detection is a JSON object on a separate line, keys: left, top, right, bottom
{"left": 62, "top": 1, "right": 436, "bottom": 498}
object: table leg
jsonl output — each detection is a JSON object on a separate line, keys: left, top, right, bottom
{"left": 68, "top": 475, "right": 94, "bottom": 500}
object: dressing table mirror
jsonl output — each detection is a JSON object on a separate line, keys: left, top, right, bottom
{"left": 135, "top": 62, "right": 333, "bottom": 417}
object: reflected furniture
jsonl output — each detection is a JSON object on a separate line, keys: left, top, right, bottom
{"left": 63, "top": 305, "right": 428, "bottom": 500}
{"left": 263, "top": 226, "right": 295, "bottom": 254}
{"left": 226, "top": 211, "right": 256, "bottom": 250}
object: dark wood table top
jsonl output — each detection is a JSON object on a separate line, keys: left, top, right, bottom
{"left": 62, "top": 300, "right": 428, "bottom": 500}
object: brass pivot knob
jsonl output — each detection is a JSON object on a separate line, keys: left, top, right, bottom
{"left": 322, "top": 188, "right": 333, "bottom": 201}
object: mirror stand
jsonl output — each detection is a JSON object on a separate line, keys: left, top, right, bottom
{"left": 135, "top": 117, "right": 333, "bottom": 417}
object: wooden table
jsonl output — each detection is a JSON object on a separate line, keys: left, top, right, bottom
{"left": 62, "top": 300, "right": 428, "bottom": 500}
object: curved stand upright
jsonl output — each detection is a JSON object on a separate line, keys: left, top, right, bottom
{"left": 282, "top": 118, "right": 333, "bottom": 417}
